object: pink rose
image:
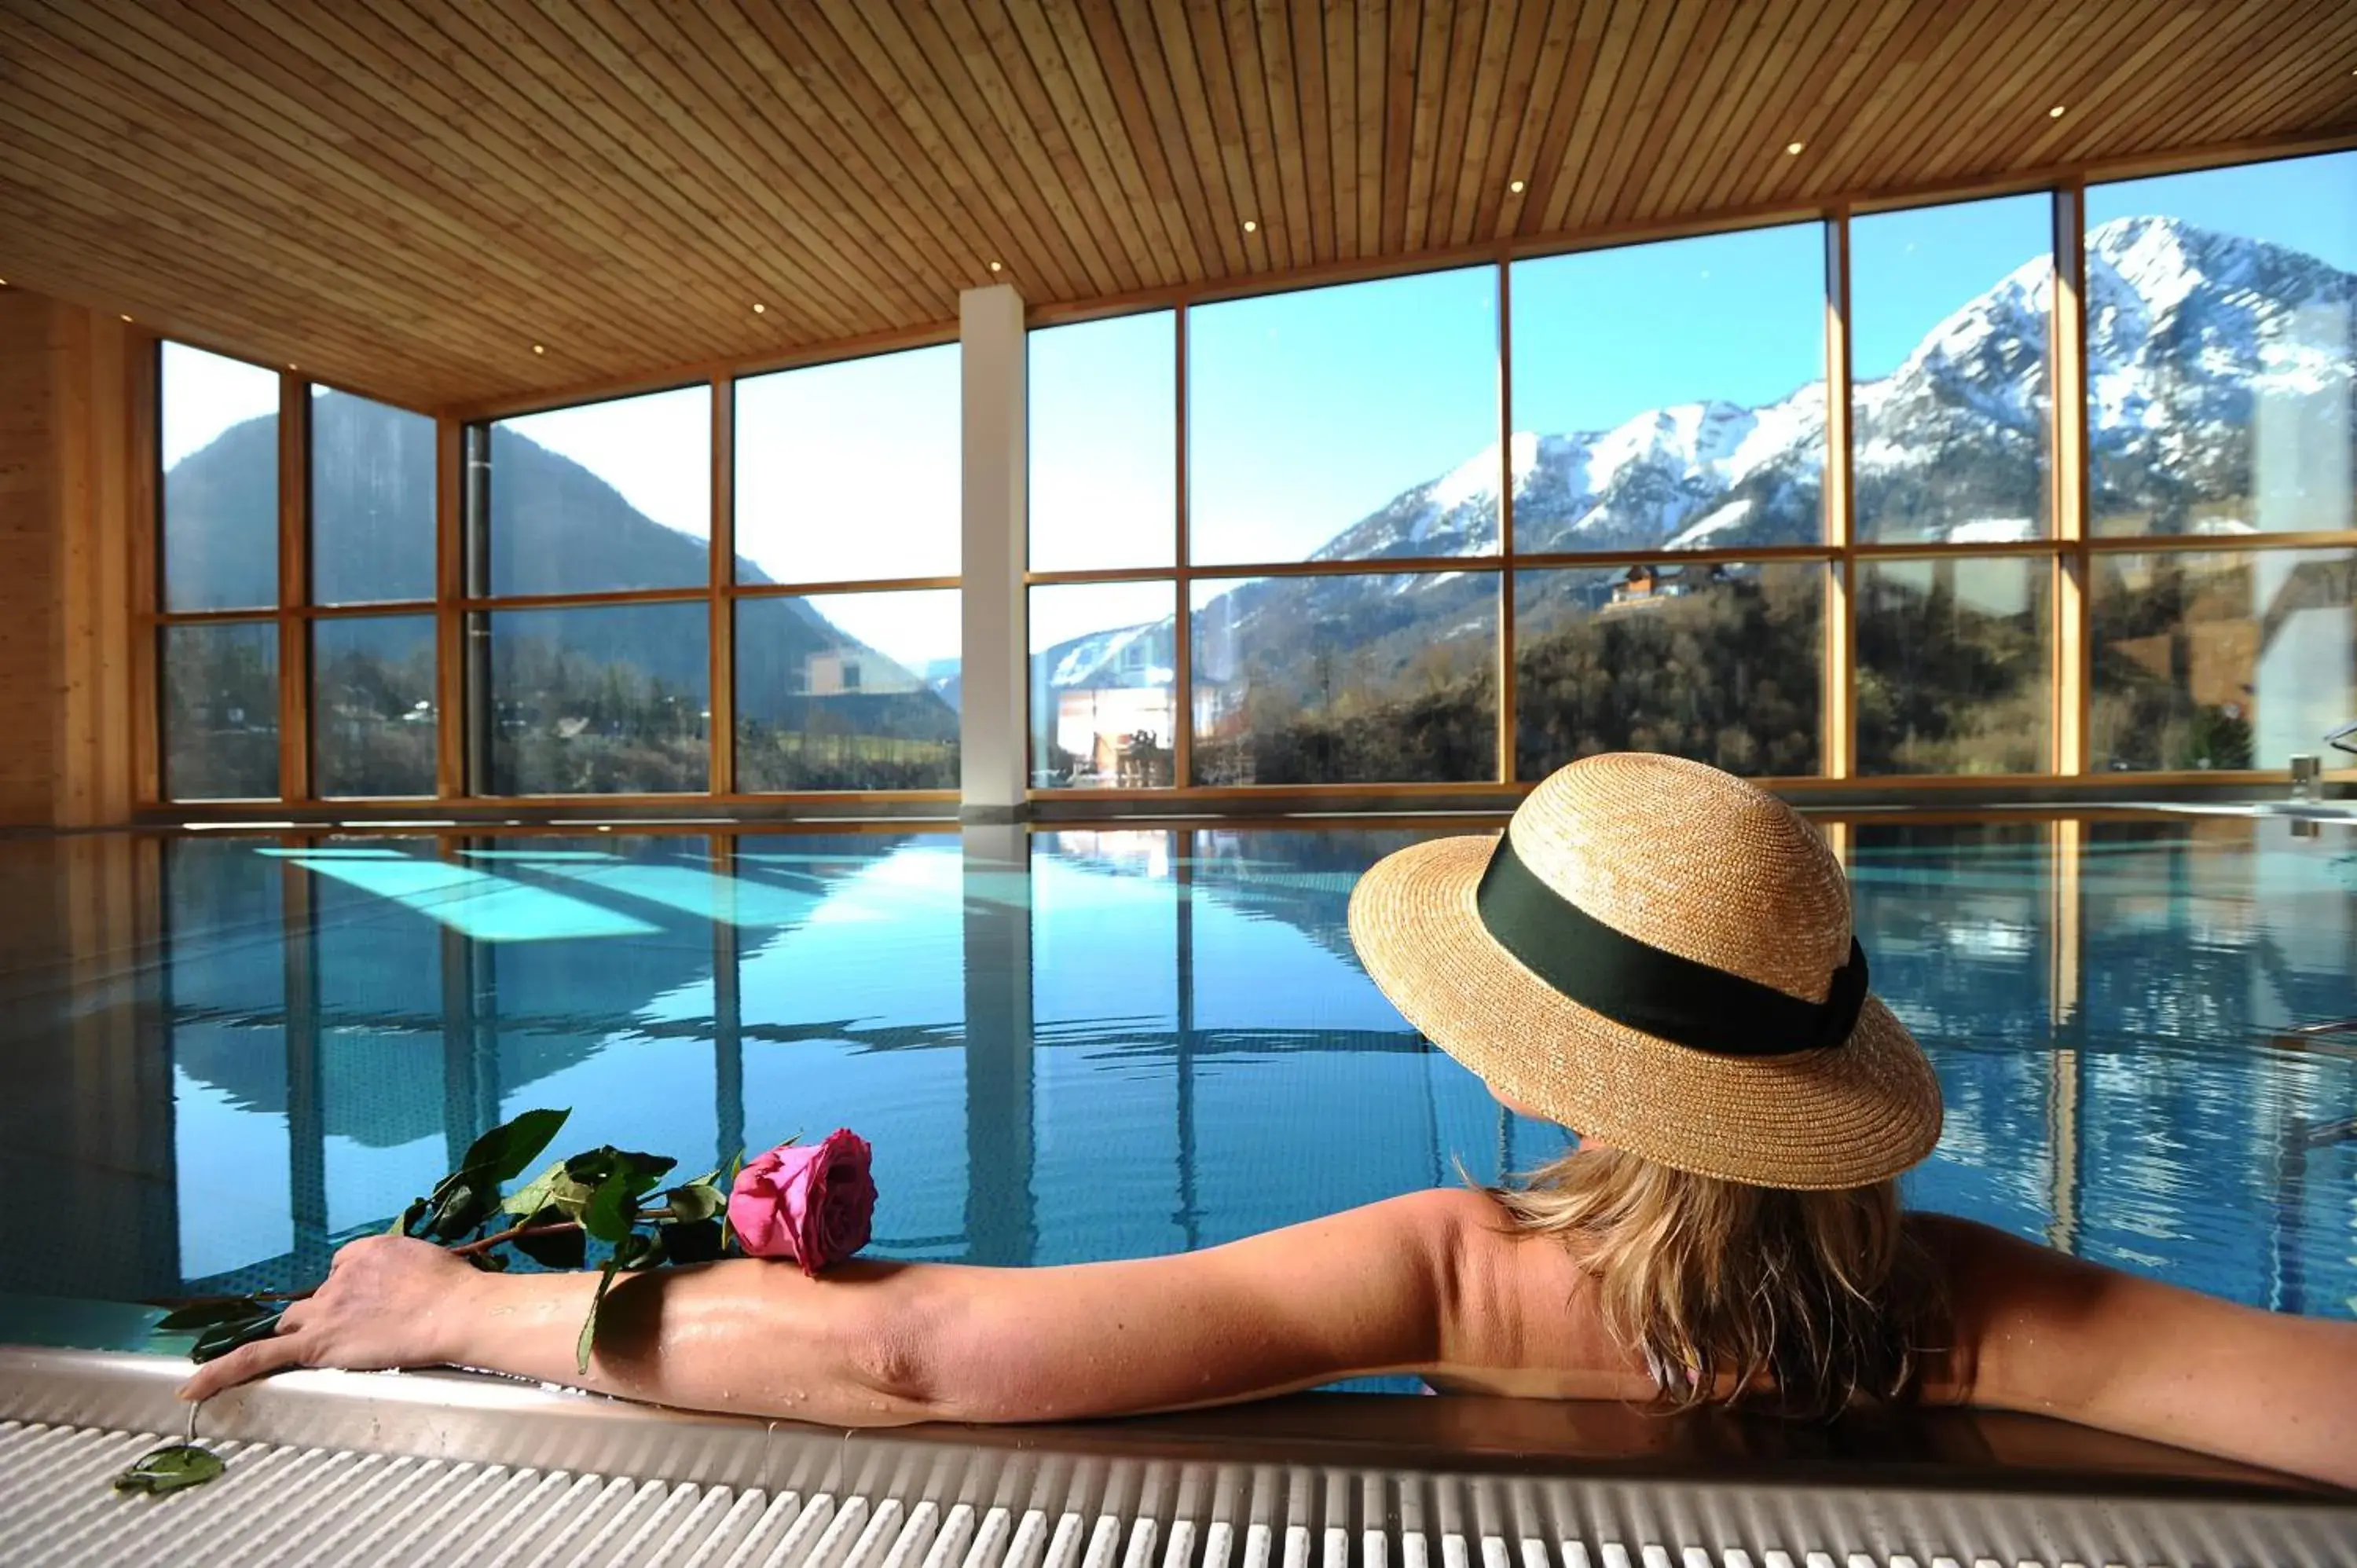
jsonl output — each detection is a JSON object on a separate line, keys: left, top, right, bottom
{"left": 728, "top": 1130, "right": 876, "bottom": 1276}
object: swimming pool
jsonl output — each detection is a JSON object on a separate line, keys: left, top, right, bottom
{"left": 0, "top": 815, "right": 2349, "bottom": 1345}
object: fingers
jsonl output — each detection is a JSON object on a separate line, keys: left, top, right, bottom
{"left": 176, "top": 1328, "right": 309, "bottom": 1404}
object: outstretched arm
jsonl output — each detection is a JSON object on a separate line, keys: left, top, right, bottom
{"left": 181, "top": 1188, "right": 1483, "bottom": 1424}
{"left": 1919, "top": 1215, "right": 2357, "bottom": 1489}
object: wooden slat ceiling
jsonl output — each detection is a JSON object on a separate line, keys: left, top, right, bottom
{"left": 2, "top": 0, "right": 2354, "bottom": 416}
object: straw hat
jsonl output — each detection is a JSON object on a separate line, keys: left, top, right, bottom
{"left": 1348, "top": 753, "right": 1941, "bottom": 1189}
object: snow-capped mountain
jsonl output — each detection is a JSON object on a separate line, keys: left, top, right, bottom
{"left": 1040, "top": 217, "right": 2355, "bottom": 692}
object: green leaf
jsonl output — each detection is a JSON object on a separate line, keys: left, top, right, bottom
{"left": 503, "top": 1160, "right": 594, "bottom": 1220}
{"left": 614, "top": 1231, "right": 658, "bottom": 1270}
{"left": 151, "top": 1296, "right": 270, "bottom": 1332}
{"left": 389, "top": 1197, "right": 428, "bottom": 1238}
{"left": 581, "top": 1171, "right": 638, "bottom": 1245}
{"left": 511, "top": 1224, "right": 587, "bottom": 1269}
{"left": 190, "top": 1309, "right": 280, "bottom": 1365}
{"left": 421, "top": 1176, "right": 499, "bottom": 1244}
{"left": 658, "top": 1218, "right": 724, "bottom": 1265}
{"left": 112, "top": 1444, "right": 226, "bottom": 1497}
{"left": 458, "top": 1108, "right": 571, "bottom": 1187}
{"left": 577, "top": 1255, "right": 621, "bottom": 1375}
{"left": 659, "top": 1180, "right": 726, "bottom": 1225}
{"left": 465, "top": 1250, "right": 511, "bottom": 1273}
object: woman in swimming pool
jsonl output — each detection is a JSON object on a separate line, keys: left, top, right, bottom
{"left": 181, "top": 754, "right": 2357, "bottom": 1486}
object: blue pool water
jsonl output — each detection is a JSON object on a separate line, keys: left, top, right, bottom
{"left": 0, "top": 816, "right": 2350, "bottom": 1339}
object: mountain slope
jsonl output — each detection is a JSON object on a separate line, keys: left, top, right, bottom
{"left": 166, "top": 394, "right": 955, "bottom": 729}
{"left": 1045, "top": 216, "right": 2355, "bottom": 699}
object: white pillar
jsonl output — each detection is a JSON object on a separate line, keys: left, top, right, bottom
{"left": 960, "top": 284, "right": 1028, "bottom": 819}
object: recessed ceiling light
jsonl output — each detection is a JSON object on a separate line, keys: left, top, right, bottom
{"left": 988, "top": 260, "right": 1003, "bottom": 273}
{"left": 287, "top": 363, "right": 299, "bottom": 371}
{"left": 752, "top": 302, "right": 766, "bottom": 314}
{"left": 120, "top": 313, "right": 133, "bottom": 321}
{"left": 531, "top": 343, "right": 545, "bottom": 354}
{"left": 1243, "top": 218, "right": 1258, "bottom": 233}
{"left": 2049, "top": 104, "right": 2066, "bottom": 118}
{"left": 1508, "top": 178, "right": 1526, "bottom": 193}
{"left": 1785, "top": 141, "right": 1804, "bottom": 156}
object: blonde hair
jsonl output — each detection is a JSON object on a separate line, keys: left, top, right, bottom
{"left": 1494, "top": 1144, "right": 1942, "bottom": 1419}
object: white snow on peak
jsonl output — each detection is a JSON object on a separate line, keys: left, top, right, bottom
{"left": 1428, "top": 431, "right": 1541, "bottom": 512}
{"left": 2090, "top": 215, "right": 2209, "bottom": 318}
{"left": 1664, "top": 498, "right": 1754, "bottom": 550}
{"left": 1944, "top": 517, "right": 2037, "bottom": 544}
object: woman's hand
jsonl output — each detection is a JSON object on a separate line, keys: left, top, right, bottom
{"left": 178, "top": 1236, "right": 482, "bottom": 1402}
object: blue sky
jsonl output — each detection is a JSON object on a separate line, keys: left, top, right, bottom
{"left": 165, "top": 152, "right": 2351, "bottom": 656}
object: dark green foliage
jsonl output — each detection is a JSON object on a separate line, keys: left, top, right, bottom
{"left": 113, "top": 1445, "right": 227, "bottom": 1497}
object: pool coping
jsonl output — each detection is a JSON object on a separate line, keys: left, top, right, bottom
{"left": 2, "top": 1347, "right": 2340, "bottom": 1504}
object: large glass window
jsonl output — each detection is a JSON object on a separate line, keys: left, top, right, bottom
{"left": 1512, "top": 562, "right": 1824, "bottom": 779}
{"left": 482, "top": 385, "right": 711, "bottom": 597}
{"left": 1857, "top": 557, "right": 2051, "bottom": 775}
{"left": 735, "top": 345, "right": 959, "bottom": 584}
{"left": 1030, "top": 581, "right": 1177, "bottom": 788}
{"left": 1029, "top": 312, "right": 1176, "bottom": 573}
{"left": 2086, "top": 152, "right": 2356, "bottom": 538}
{"left": 2090, "top": 548, "right": 2354, "bottom": 771}
{"left": 1187, "top": 269, "right": 1501, "bottom": 566}
{"left": 736, "top": 592, "right": 961, "bottom": 791}
{"left": 1191, "top": 572, "right": 1498, "bottom": 786}
{"left": 162, "top": 344, "right": 280, "bottom": 612}
{"left": 163, "top": 621, "right": 280, "bottom": 800}
{"left": 473, "top": 603, "right": 709, "bottom": 795}
{"left": 1851, "top": 195, "right": 2054, "bottom": 544}
{"left": 313, "top": 615, "right": 437, "bottom": 797}
{"left": 1511, "top": 224, "right": 1828, "bottom": 553}
{"left": 311, "top": 389, "right": 435, "bottom": 605}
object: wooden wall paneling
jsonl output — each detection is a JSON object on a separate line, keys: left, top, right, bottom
{"left": 1686, "top": 0, "right": 1827, "bottom": 218}
{"left": 1129, "top": 0, "right": 1245, "bottom": 278}
{"left": 1398, "top": 0, "right": 1454, "bottom": 255}
{"left": 1442, "top": 0, "right": 1520, "bottom": 249}
{"left": 1571, "top": 0, "right": 1690, "bottom": 231}
{"left": 61, "top": 313, "right": 137, "bottom": 828}
{"left": 1377, "top": 0, "right": 1420, "bottom": 255}
{"left": 354, "top": 0, "right": 859, "bottom": 357}
{"left": 1190, "top": 2, "right": 1274, "bottom": 272}
{"left": 707, "top": 3, "right": 980, "bottom": 302}
{"left": 1286, "top": 0, "right": 1336, "bottom": 264}
{"left": 1033, "top": 0, "right": 1198, "bottom": 282}
{"left": 495, "top": 0, "right": 880, "bottom": 333}
{"left": 2174, "top": 3, "right": 2357, "bottom": 152}
{"left": 0, "top": 291, "right": 60, "bottom": 826}
{"left": 1467, "top": 0, "right": 1563, "bottom": 240}
{"left": 1538, "top": 0, "right": 1643, "bottom": 236}
{"left": 18, "top": 3, "right": 625, "bottom": 377}
{"left": 1349, "top": 0, "right": 1384, "bottom": 257}
{"left": 1633, "top": 0, "right": 1779, "bottom": 224}
{"left": 1849, "top": 0, "right": 2102, "bottom": 195}
{"left": 124, "top": 330, "right": 159, "bottom": 810}
{"left": 1241, "top": 0, "right": 1313, "bottom": 271}
{"left": 1746, "top": 0, "right": 1913, "bottom": 211}
{"left": 159, "top": 0, "right": 679, "bottom": 336}
{"left": 959, "top": 0, "right": 1149, "bottom": 295}
{"left": 592, "top": 1, "right": 947, "bottom": 323}
{"left": 277, "top": 376, "right": 310, "bottom": 803}
{"left": 813, "top": 0, "right": 1083, "bottom": 302}
{"left": 893, "top": 0, "right": 1125, "bottom": 296}
{"left": 1593, "top": 0, "right": 1717, "bottom": 227}
{"left": 0, "top": 85, "right": 506, "bottom": 395}
{"left": 1414, "top": 0, "right": 1490, "bottom": 251}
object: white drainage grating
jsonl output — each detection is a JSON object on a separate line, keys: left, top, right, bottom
{"left": 6, "top": 1416, "right": 2355, "bottom": 1568}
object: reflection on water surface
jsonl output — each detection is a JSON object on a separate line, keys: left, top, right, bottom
{"left": 0, "top": 816, "right": 2349, "bottom": 1334}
